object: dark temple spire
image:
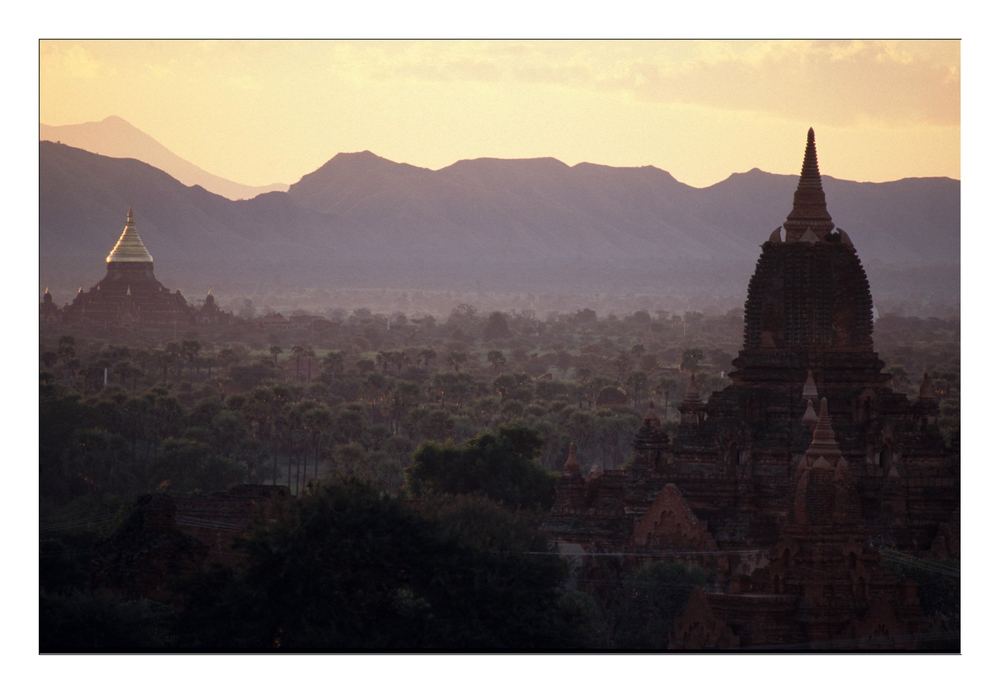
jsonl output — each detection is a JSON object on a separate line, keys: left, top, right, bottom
{"left": 783, "top": 127, "right": 834, "bottom": 241}
{"left": 800, "top": 128, "right": 821, "bottom": 186}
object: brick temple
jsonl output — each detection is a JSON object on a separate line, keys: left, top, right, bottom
{"left": 50, "top": 209, "right": 224, "bottom": 328}
{"left": 545, "top": 130, "right": 959, "bottom": 650}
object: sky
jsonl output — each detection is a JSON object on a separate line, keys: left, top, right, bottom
{"left": 39, "top": 40, "right": 960, "bottom": 188}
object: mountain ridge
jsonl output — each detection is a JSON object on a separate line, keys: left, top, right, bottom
{"left": 40, "top": 116, "right": 288, "bottom": 201}
{"left": 39, "top": 141, "right": 959, "bottom": 314}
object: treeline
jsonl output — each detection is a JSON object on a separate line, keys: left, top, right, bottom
{"left": 41, "top": 430, "right": 705, "bottom": 652}
{"left": 39, "top": 305, "right": 959, "bottom": 651}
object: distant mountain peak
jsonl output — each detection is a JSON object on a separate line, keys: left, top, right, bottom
{"left": 40, "top": 116, "right": 288, "bottom": 201}
{"left": 334, "top": 150, "right": 382, "bottom": 160}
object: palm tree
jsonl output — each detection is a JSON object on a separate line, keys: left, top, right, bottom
{"left": 181, "top": 340, "right": 201, "bottom": 377}
{"left": 446, "top": 351, "right": 468, "bottom": 373}
{"left": 291, "top": 345, "right": 306, "bottom": 380}
{"left": 322, "top": 350, "right": 343, "bottom": 370}
{"left": 303, "top": 346, "right": 316, "bottom": 381}
{"left": 57, "top": 335, "right": 76, "bottom": 361}
{"left": 302, "top": 403, "right": 333, "bottom": 482}
{"left": 626, "top": 371, "right": 648, "bottom": 409}
{"left": 269, "top": 345, "right": 283, "bottom": 367}
{"left": 655, "top": 377, "right": 673, "bottom": 414}
{"left": 487, "top": 350, "right": 507, "bottom": 373}
{"left": 165, "top": 342, "right": 182, "bottom": 380}
{"left": 419, "top": 348, "right": 436, "bottom": 369}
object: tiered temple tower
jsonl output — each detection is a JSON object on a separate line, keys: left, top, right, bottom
{"left": 669, "top": 129, "right": 956, "bottom": 548}
{"left": 62, "top": 209, "right": 193, "bottom": 328}
{"left": 548, "top": 128, "right": 958, "bottom": 556}
{"left": 543, "top": 128, "right": 958, "bottom": 649}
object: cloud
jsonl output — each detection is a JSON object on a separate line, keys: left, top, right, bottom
{"left": 622, "top": 41, "right": 959, "bottom": 127}
{"left": 322, "top": 40, "right": 959, "bottom": 128}
{"left": 41, "top": 42, "right": 112, "bottom": 81}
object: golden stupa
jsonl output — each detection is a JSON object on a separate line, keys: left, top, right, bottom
{"left": 105, "top": 208, "right": 154, "bottom": 264}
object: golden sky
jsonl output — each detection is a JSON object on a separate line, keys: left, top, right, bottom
{"left": 40, "top": 40, "right": 959, "bottom": 188}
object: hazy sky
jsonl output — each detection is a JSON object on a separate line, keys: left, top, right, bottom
{"left": 40, "top": 40, "right": 959, "bottom": 188}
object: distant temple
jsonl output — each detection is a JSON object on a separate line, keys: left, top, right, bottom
{"left": 546, "top": 130, "right": 959, "bottom": 650}
{"left": 50, "top": 209, "right": 224, "bottom": 329}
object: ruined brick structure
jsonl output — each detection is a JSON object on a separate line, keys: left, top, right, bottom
{"left": 194, "top": 290, "right": 231, "bottom": 325}
{"left": 92, "top": 484, "right": 290, "bottom": 601}
{"left": 40, "top": 288, "right": 60, "bottom": 324}
{"left": 545, "top": 130, "right": 959, "bottom": 650}
{"left": 60, "top": 209, "right": 195, "bottom": 328}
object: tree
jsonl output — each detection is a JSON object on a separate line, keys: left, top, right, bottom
{"left": 483, "top": 312, "right": 512, "bottom": 341}
{"left": 614, "top": 351, "right": 631, "bottom": 382}
{"left": 655, "top": 377, "right": 673, "bottom": 413}
{"left": 57, "top": 335, "right": 76, "bottom": 361}
{"left": 66, "top": 428, "right": 132, "bottom": 496}
{"left": 151, "top": 437, "right": 242, "bottom": 493}
{"left": 175, "top": 481, "right": 589, "bottom": 651}
{"left": 418, "top": 348, "right": 436, "bottom": 369}
{"left": 407, "top": 427, "right": 555, "bottom": 510}
{"left": 446, "top": 351, "right": 468, "bottom": 373}
{"left": 681, "top": 348, "right": 704, "bottom": 373}
{"left": 609, "top": 561, "right": 706, "bottom": 649}
{"left": 269, "top": 345, "right": 283, "bottom": 367}
{"left": 626, "top": 371, "right": 648, "bottom": 409}
{"left": 181, "top": 340, "right": 201, "bottom": 376}
{"left": 486, "top": 350, "right": 507, "bottom": 373}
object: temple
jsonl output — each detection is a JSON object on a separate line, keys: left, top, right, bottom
{"left": 545, "top": 129, "right": 959, "bottom": 650}
{"left": 57, "top": 209, "right": 196, "bottom": 328}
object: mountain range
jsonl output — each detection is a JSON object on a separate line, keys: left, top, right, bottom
{"left": 39, "top": 137, "right": 959, "bottom": 315}
{"left": 41, "top": 117, "right": 287, "bottom": 200}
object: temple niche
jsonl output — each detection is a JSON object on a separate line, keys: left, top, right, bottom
{"left": 545, "top": 129, "right": 959, "bottom": 650}
{"left": 59, "top": 209, "right": 195, "bottom": 329}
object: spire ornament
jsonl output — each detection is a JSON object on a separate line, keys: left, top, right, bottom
{"left": 783, "top": 128, "right": 834, "bottom": 242}
{"left": 106, "top": 208, "right": 154, "bottom": 264}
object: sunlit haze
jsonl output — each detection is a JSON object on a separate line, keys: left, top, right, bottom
{"left": 40, "top": 39, "right": 959, "bottom": 187}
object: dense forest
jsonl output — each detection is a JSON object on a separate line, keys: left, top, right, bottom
{"left": 39, "top": 305, "right": 960, "bottom": 651}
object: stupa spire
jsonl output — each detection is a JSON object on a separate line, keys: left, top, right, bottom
{"left": 802, "top": 369, "right": 819, "bottom": 400}
{"left": 643, "top": 400, "right": 661, "bottom": 426}
{"left": 563, "top": 442, "right": 581, "bottom": 476}
{"left": 802, "top": 398, "right": 818, "bottom": 427}
{"left": 106, "top": 208, "right": 154, "bottom": 264}
{"left": 800, "top": 128, "right": 821, "bottom": 186}
{"left": 919, "top": 372, "right": 936, "bottom": 400}
{"left": 805, "top": 397, "right": 842, "bottom": 460}
{"left": 683, "top": 373, "right": 701, "bottom": 404}
{"left": 783, "top": 127, "right": 834, "bottom": 241}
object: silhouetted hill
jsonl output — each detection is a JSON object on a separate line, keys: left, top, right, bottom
{"left": 40, "top": 142, "right": 959, "bottom": 313}
{"left": 39, "top": 142, "right": 338, "bottom": 291}
{"left": 41, "top": 116, "right": 287, "bottom": 200}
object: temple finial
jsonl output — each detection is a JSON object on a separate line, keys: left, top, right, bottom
{"left": 802, "top": 398, "right": 818, "bottom": 427}
{"left": 107, "top": 208, "right": 154, "bottom": 264}
{"left": 564, "top": 442, "right": 581, "bottom": 476}
{"left": 805, "top": 397, "right": 841, "bottom": 460}
{"left": 799, "top": 128, "right": 821, "bottom": 187}
{"left": 783, "top": 128, "right": 834, "bottom": 241}
{"left": 683, "top": 373, "right": 701, "bottom": 403}
{"left": 919, "top": 372, "right": 936, "bottom": 400}
{"left": 802, "top": 369, "right": 818, "bottom": 399}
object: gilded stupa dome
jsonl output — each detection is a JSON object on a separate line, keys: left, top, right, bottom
{"left": 105, "top": 208, "right": 154, "bottom": 264}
